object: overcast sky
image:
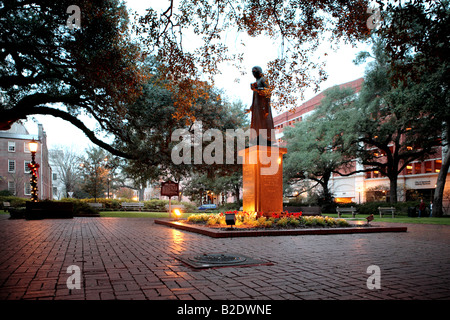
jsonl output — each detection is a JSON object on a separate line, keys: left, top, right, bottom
{"left": 24, "top": 1, "right": 371, "bottom": 153}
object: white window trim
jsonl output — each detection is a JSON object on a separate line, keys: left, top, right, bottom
{"left": 24, "top": 161, "right": 31, "bottom": 173}
{"left": 24, "top": 142, "right": 30, "bottom": 153}
{"left": 8, "top": 141, "right": 16, "bottom": 152}
{"left": 8, "top": 160, "right": 16, "bottom": 173}
{"left": 24, "top": 182, "right": 31, "bottom": 196}
{"left": 8, "top": 181, "right": 16, "bottom": 195}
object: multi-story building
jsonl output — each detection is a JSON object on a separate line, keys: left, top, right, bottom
{"left": 274, "top": 78, "right": 449, "bottom": 213}
{"left": 0, "top": 122, "right": 52, "bottom": 200}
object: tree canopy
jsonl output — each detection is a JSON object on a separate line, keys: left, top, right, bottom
{"left": 1, "top": 0, "right": 147, "bottom": 157}
{"left": 1, "top": 0, "right": 374, "bottom": 157}
{"left": 283, "top": 85, "right": 358, "bottom": 205}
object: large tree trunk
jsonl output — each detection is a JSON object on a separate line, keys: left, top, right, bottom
{"left": 433, "top": 146, "right": 450, "bottom": 217}
{"left": 321, "top": 172, "right": 333, "bottom": 204}
{"left": 389, "top": 174, "right": 398, "bottom": 204}
{"left": 138, "top": 188, "right": 145, "bottom": 201}
{"left": 234, "top": 185, "right": 240, "bottom": 205}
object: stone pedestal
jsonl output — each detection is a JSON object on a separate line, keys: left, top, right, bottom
{"left": 238, "top": 145, "right": 287, "bottom": 216}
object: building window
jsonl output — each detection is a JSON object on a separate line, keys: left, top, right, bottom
{"left": 8, "top": 181, "right": 15, "bottom": 195}
{"left": 425, "top": 161, "right": 432, "bottom": 173}
{"left": 435, "top": 160, "right": 442, "bottom": 173}
{"left": 53, "top": 173, "right": 58, "bottom": 180}
{"left": 24, "top": 183, "right": 31, "bottom": 196}
{"left": 405, "top": 164, "right": 412, "bottom": 175}
{"left": 8, "top": 141, "right": 16, "bottom": 152}
{"left": 53, "top": 187, "right": 58, "bottom": 196}
{"left": 8, "top": 160, "right": 15, "bottom": 173}
{"left": 24, "top": 161, "right": 31, "bottom": 173}
{"left": 24, "top": 142, "right": 30, "bottom": 153}
{"left": 414, "top": 162, "right": 422, "bottom": 175}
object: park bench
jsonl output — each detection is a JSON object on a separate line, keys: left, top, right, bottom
{"left": 4, "top": 202, "right": 26, "bottom": 219}
{"left": 121, "top": 202, "right": 144, "bottom": 211}
{"left": 283, "top": 206, "right": 322, "bottom": 216}
{"left": 88, "top": 203, "right": 103, "bottom": 209}
{"left": 336, "top": 206, "right": 358, "bottom": 218}
{"left": 378, "top": 206, "right": 396, "bottom": 218}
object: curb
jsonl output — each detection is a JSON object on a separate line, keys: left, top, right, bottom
{"left": 154, "top": 219, "right": 408, "bottom": 238}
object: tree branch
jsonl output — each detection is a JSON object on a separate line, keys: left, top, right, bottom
{"left": 1, "top": 104, "right": 136, "bottom": 160}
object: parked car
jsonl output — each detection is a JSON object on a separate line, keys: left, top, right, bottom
{"left": 198, "top": 204, "right": 217, "bottom": 210}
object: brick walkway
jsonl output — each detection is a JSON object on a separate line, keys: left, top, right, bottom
{"left": 0, "top": 215, "right": 449, "bottom": 301}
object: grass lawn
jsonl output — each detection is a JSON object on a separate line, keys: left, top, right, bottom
{"left": 2, "top": 209, "right": 449, "bottom": 225}
{"left": 101, "top": 211, "right": 450, "bottom": 225}
{"left": 99, "top": 211, "right": 193, "bottom": 219}
{"left": 324, "top": 213, "right": 450, "bottom": 225}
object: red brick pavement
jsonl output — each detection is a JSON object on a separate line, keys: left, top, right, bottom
{"left": 0, "top": 216, "right": 450, "bottom": 301}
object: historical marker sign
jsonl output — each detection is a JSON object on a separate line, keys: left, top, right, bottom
{"left": 161, "top": 181, "right": 179, "bottom": 198}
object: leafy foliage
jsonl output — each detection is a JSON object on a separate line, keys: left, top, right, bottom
{"left": 283, "top": 85, "right": 359, "bottom": 204}
{"left": 0, "top": 0, "right": 147, "bottom": 157}
{"left": 134, "top": 0, "right": 371, "bottom": 114}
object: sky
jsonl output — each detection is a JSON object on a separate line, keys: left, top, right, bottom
{"left": 24, "top": 1, "right": 371, "bottom": 154}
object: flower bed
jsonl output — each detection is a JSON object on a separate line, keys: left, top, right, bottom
{"left": 186, "top": 211, "right": 350, "bottom": 229}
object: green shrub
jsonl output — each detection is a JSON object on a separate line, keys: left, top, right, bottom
{"left": 0, "top": 190, "right": 14, "bottom": 196}
{"left": 0, "top": 195, "right": 27, "bottom": 208}
{"left": 143, "top": 199, "right": 197, "bottom": 212}
{"left": 357, "top": 202, "right": 389, "bottom": 216}
{"left": 357, "top": 201, "right": 416, "bottom": 216}
{"left": 276, "top": 217, "right": 289, "bottom": 227}
{"left": 58, "top": 198, "right": 99, "bottom": 216}
{"left": 187, "top": 213, "right": 211, "bottom": 223}
{"left": 288, "top": 217, "right": 301, "bottom": 227}
{"left": 336, "top": 218, "right": 350, "bottom": 227}
{"left": 218, "top": 203, "right": 241, "bottom": 211}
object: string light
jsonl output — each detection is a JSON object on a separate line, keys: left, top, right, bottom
{"left": 28, "top": 139, "right": 39, "bottom": 202}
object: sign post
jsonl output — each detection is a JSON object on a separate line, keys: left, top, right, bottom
{"left": 161, "top": 181, "right": 179, "bottom": 218}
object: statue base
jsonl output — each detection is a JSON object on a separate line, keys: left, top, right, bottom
{"left": 238, "top": 145, "right": 287, "bottom": 216}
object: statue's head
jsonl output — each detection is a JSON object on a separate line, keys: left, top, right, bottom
{"left": 252, "top": 66, "right": 263, "bottom": 79}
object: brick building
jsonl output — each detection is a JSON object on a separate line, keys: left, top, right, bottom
{"left": 274, "top": 78, "right": 449, "bottom": 213}
{"left": 0, "top": 122, "right": 52, "bottom": 200}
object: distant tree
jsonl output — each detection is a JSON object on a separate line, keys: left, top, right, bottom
{"left": 115, "top": 62, "right": 249, "bottom": 194}
{"left": 79, "top": 146, "right": 110, "bottom": 200}
{"left": 347, "top": 39, "right": 443, "bottom": 203}
{"left": 49, "top": 146, "right": 82, "bottom": 198}
{"left": 283, "top": 86, "right": 359, "bottom": 205}
{"left": 373, "top": 0, "right": 449, "bottom": 214}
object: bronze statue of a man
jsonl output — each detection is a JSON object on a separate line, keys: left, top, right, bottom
{"left": 246, "top": 66, "right": 275, "bottom": 145}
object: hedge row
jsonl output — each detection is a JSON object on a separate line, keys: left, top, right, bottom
{"left": 282, "top": 200, "right": 425, "bottom": 216}
{"left": 0, "top": 196, "right": 198, "bottom": 212}
{"left": 1, "top": 195, "right": 423, "bottom": 216}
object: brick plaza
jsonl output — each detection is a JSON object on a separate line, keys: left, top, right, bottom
{"left": 0, "top": 215, "right": 449, "bottom": 301}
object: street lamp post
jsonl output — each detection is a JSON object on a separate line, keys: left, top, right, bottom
{"left": 28, "top": 139, "right": 39, "bottom": 202}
